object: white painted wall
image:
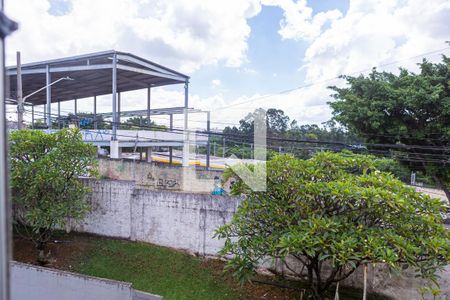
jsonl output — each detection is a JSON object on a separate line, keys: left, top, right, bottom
{"left": 74, "top": 179, "right": 450, "bottom": 299}
{"left": 11, "top": 262, "right": 162, "bottom": 300}
{"left": 76, "top": 179, "right": 239, "bottom": 255}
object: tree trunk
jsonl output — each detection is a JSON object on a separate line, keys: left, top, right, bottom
{"left": 306, "top": 264, "right": 323, "bottom": 299}
{"left": 36, "top": 228, "right": 48, "bottom": 265}
{"left": 432, "top": 175, "right": 450, "bottom": 205}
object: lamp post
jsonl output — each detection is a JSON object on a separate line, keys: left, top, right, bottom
{"left": 15, "top": 76, "right": 73, "bottom": 129}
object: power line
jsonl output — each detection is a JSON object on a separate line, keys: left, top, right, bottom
{"left": 21, "top": 120, "right": 450, "bottom": 165}
{"left": 211, "top": 46, "right": 450, "bottom": 111}
{"left": 24, "top": 109, "right": 450, "bottom": 157}
{"left": 27, "top": 109, "right": 450, "bottom": 152}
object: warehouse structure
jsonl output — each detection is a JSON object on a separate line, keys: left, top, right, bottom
{"left": 6, "top": 50, "right": 211, "bottom": 167}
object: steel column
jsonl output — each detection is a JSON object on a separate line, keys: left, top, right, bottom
{"left": 57, "top": 101, "right": 60, "bottom": 128}
{"left": 112, "top": 53, "right": 117, "bottom": 140}
{"left": 182, "top": 81, "right": 189, "bottom": 167}
{"left": 147, "top": 87, "right": 151, "bottom": 126}
{"left": 16, "top": 51, "right": 23, "bottom": 129}
{"left": 117, "top": 92, "right": 121, "bottom": 127}
{"left": 206, "top": 111, "right": 210, "bottom": 170}
{"left": 184, "top": 81, "right": 188, "bottom": 108}
{"left": 74, "top": 98, "right": 77, "bottom": 115}
{"left": 169, "top": 114, "right": 173, "bottom": 165}
{"left": 43, "top": 104, "right": 46, "bottom": 125}
{"left": 31, "top": 105, "right": 35, "bottom": 129}
{"left": 46, "top": 65, "right": 51, "bottom": 129}
{"left": 93, "top": 95, "right": 97, "bottom": 129}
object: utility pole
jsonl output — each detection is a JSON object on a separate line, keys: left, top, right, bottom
{"left": 16, "top": 51, "right": 23, "bottom": 129}
{"left": 222, "top": 137, "right": 225, "bottom": 158}
{"left": 206, "top": 111, "right": 210, "bottom": 170}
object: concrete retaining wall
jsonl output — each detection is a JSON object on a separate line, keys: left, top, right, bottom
{"left": 11, "top": 262, "right": 162, "bottom": 300}
{"left": 74, "top": 179, "right": 450, "bottom": 299}
{"left": 76, "top": 179, "right": 239, "bottom": 255}
{"left": 98, "top": 159, "right": 226, "bottom": 193}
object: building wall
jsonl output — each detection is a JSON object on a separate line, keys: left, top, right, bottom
{"left": 11, "top": 262, "right": 162, "bottom": 300}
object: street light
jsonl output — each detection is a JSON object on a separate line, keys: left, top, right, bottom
{"left": 23, "top": 76, "right": 73, "bottom": 102}
{"left": 16, "top": 76, "right": 74, "bottom": 128}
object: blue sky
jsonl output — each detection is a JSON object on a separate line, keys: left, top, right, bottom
{"left": 191, "top": 1, "right": 350, "bottom": 99}
{"left": 5, "top": 0, "right": 450, "bottom": 128}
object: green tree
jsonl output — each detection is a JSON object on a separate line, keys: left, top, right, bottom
{"left": 329, "top": 56, "right": 450, "bottom": 201}
{"left": 55, "top": 112, "right": 111, "bottom": 129}
{"left": 234, "top": 108, "right": 290, "bottom": 135}
{"left": 121, "top": 116, "right": 166, "bottom": 130}
{"left": 216, "top": 152, "right": 450, "bottom": 299}
{"left": 10, "top": 129, "right": 98, "bottom": 261}
{"left": 222, "top": 108, "right": 360, "bottom": 161}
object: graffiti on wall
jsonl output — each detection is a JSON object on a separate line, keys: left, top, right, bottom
{"left": 147, "top": 172, "right": 179, "bottom": 189}
{"left": 99, "top": 159, "right": 222, "bottom": 192}
{"left": 81, "top": 129, "right": 111, "bottom": 141}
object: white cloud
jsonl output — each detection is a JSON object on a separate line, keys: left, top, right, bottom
{"left": 6, "top": 0, "right": 264, "bottom": 127}
{"left": 262, "top": 0, "right": 342, "bottom": 41}
{"left": 8, "top": 0, "right": 450, "bottom": 128}
{"left": 262, "top": 0, "right": 450, "bottom": 125}
{"left": 270, "top": 0, "right": 450, "bottom": 83}
{"left": 205, "top": 82, "right": 334, "bottom": 128}
{"left": 6, "top": 0, "right": 262, "bottom": 72}
{"left": 211, "top": 79, "right": 221, "bottom": 87}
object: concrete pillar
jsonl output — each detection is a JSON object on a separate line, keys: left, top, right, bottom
{"left": 110, "top": 140, "right": 120, "bottom": 159}
{"left": 146, "top": 147, "right": 152, "bottom": 163}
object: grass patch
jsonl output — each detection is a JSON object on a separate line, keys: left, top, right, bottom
{"left": 73, "top": 238, "right": 242, "bottom": 300}
{"left": 14, "top": 233, "right": 393, "bottom": 299}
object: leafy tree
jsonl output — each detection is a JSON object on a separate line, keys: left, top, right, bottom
{"left": 235, "top": 108, "right": 290, "bottom": 136}
{"left": 58, "top": 112, "right": 111, "bottom": 129}
{"left": 221, "top": 108, "right": 359, "bottom": 160}
{"left": 216, "top": 152, "right": 450, "bottom": 299}
{"left": 10, "top": 129, "right": 98, "bottom": 261}
{"left": 121, "top": 116, "right": 167, "bottom": 130}
{"left": 329, "top": 56, "right": 450, "bottom": 201}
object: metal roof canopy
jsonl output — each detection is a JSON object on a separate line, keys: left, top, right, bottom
{"left": 4, "top": 50, "right": 207, "bottom": 168}
{"left": 98, "top": 107, "right": 202, "bottom": 118}
{"left": 6, "top": 50, "right": 189, "bottom": 105}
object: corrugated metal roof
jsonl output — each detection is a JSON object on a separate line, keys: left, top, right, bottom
{"left": 6, "top": 50, "right": 189, "bottom": 105}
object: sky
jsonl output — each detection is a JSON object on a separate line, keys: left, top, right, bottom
{"left": 5, "top": 0, "right": 450, "bottom": 130}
